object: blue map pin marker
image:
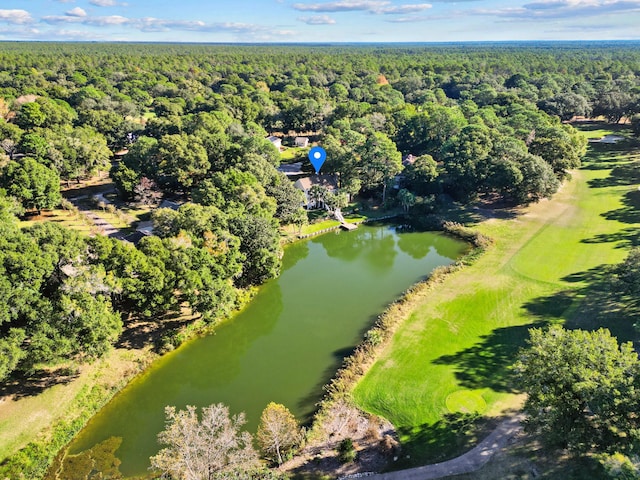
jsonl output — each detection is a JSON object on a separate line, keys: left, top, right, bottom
{"left": 309, "top": 146, "right": 327, "bottom": 174}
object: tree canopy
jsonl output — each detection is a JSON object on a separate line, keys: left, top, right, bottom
{"left": 515, "top": 326, "right": 640, "bottom": 454}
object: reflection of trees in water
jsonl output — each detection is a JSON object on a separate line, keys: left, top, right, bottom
{"left": 312, "top": 226, "right": 398, "bottom": 273}
{"left": 178, "top": 281, "right": 284, "bottom": 390}
{"left": 67, "top": 284, "right": 283, "bottom": 475}
{"left": 396, "top": 228, "right": 468, "bottom": 260}
{"left": 397, "top": 232, "right": 434, "bottom": 260}
{"left": 56, "top": 436, "right": 123, "bottom": 480}
{"left": 281, "top": 240, "right": 309, "bottom": 273}
{"left": 312, "top": 228, "right": 367, "bottom": 262}
{"left": 363, "top": 227, "right": 397, "bottom": 273}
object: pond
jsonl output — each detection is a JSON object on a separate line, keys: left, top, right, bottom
{"left": 67, "top": 223, "right": 468, "bottom": 477}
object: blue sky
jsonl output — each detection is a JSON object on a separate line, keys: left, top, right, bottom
{"left": 1, "top": 0, "right": 639, "bottom": 42}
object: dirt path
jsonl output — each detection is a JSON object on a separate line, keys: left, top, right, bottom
{"left": 355, "top": 415, "right": 524, "bottom": 480}
{"left": 68, "top": 194, "right": 122, "bottom": 238}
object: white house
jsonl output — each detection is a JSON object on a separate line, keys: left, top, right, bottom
{"left": 294, "top": 136, "right": 310, "bottom": 148}
{"left": 294, "top": 175, "right": 338, "bottom": 209}
{"left": 267, "top": 136, "right": 282, "bottom": 150}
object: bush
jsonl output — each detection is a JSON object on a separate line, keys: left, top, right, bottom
{"left": 337, "top": 438, "right": 357, "bottom": 463}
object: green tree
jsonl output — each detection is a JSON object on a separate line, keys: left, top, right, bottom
{"left": 265, "top": 173, "right": 306, "bottom": 226}
{"left": 0, "top": 329, "right": 27, "bottom": 382}
{"left": 358, "top": 132, "right": 402, "bottom": 202}
{"left": 403, "top": 154, "right": 439, "bottom": 195}
{"left": 15, "top": 102, "right": 46, "bottom": 130}
{"left": 441, "top": 124, "right": 493, "bottom": 201}
{"left": 156, "top": 133, "right": 210, "bottom": 192}
{"left": 1, "top": 157, "right": 61, "bottom": 213}
{"left": 529, "top": 125, "right": 586, "bottom": 178}
{"left": 257, "top": 402, "right": 303, "bottom": 465}
{"left": 324, "top": 191, "right": 348, "bottom": 213}
{"left": 514, "top": 153, "right": 559, "bottom": 203}
{"left": 538, "top": 92, "right": 591, "bottom": 121}
{"left": 230, "top": 215, "right": 281, "bottom": 288}
{"left": 19, "top": 133, "right": 49, "bottom": 162}
{"left": 515, "top": 326, "right": 640, "bottom": 454}
{"left": 397, "top": 188, "right": 416, "bottom": 213}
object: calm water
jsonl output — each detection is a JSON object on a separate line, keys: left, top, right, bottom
{"left": 68, "top": 224, "right": 467, "bottom": 477}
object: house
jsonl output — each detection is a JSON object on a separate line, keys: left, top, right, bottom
{"left": 294, "top": 136, "right": 310, "bottom": 148}
{"left": 158, "top": 199, "right": 182, "bottom": 211}
{"left": 121, "top": 231, "right": 150, "bottom": 246}
{"left": 267, "top": 136, "right": 282, "bottom": 150}
{"left": 278, "top": 162, "right": 304, "bottom": 176}
{"left": 403, "top": 154, "right": 417, "bottom": 167}
{"left": 135, "top": 220, "right": 155, "bottom": 236}
{"left": 294, "top": 174, "right": 338, "bottom": 209}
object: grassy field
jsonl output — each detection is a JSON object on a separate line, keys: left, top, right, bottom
{"left": 352, "top": 122, "right": 640, "bottom": 470}
{"left": 0, "top": 348, "right": 151, "bottom": 463}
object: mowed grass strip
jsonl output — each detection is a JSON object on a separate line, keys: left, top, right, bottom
{"left": 352, "top": 123, "right": 640, "bottom": 467}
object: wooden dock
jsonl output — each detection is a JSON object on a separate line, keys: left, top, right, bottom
{"left": 340, "top": 222, "right": 358, "bottom": 231}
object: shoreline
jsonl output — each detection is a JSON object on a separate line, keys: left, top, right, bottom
{"left": 282, "top": 221, "right": 490, "bottom": 477}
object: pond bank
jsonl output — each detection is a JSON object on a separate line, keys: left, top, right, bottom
{"left": 284, "top": 222, "right": 490, "bottom": 478}
{"left": 61, "top": 224, "right": 468, "bottom": 478}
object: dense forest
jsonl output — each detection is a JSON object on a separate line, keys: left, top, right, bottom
{"left": 1, "top": 41, "right": 640, "bottom": 390}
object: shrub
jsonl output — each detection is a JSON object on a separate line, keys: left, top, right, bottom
{"left": 337, "top": 438, "right": 357, "bottom": 464}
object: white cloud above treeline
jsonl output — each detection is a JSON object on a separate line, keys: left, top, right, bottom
{"left": 292, "top": 1, "right": 433, "bottom": 14}
{"left": 0, "top": 9, "right": 33, "bottom": 24}
{"left": 476, "top": 0, "right": 640, "bottom": 19}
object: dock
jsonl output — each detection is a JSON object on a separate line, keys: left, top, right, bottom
{"left": 334, "top": 209, "right": 358, "bottom": 231}
{"left": 340, "top": 222, "right": 358, "bottom": 231}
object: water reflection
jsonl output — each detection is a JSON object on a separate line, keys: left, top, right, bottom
{"left": 66, "top": 225, "right": 467, "bottom": 478}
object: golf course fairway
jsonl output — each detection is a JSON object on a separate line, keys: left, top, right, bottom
{"left": 352, "top": 122, "right": 640, "bottom": 467}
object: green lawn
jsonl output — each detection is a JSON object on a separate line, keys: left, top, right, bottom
{"left": 280, "top": 146, "right": 308, "bottom": 161}
{"left": 352, "top": 122, "right": 640, "bottom": 469}
{"left": 20, "top": 209, "right": 95, "bottom": 234}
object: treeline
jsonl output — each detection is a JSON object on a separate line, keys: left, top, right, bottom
{"left": 0, "top": 191, "right": 282, "bottom": 381}
{"left": 1, "top": 43, "right": 636, "bottom": 211}
{"left": 0, "top": 42, "right": 638, "bottom": 382}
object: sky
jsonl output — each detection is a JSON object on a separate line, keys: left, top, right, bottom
{"left": 1, "top": 0, "right": 639, "bottom": 43}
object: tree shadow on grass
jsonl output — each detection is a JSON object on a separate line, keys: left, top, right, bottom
{"left": 581, "top": 226, "right": 640, "bottom": 250}
{"left": 0, "top": 366, "right": 80, "bottom": 400}
{"left": 433, "top": 323, "right": 544, "bottom": 393}
{"left": 434, "top": 265, "right": 630, "bottom": 396}
{"left": 601, "top": 189, "right": 640, "bottom": 224}
{"left": 587, "top": 161, "right": 640, "bottom": 188}
{"left": 523, "top": 264, "right": 638, "bottom": 345}
{"left": 391, "top": 412, "right": 497, "bottom": 470}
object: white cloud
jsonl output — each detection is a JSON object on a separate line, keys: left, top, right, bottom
{"left": 298, "top": 14, "right": 337, "bottom": 24}
{"left": 38, "top": 12, "right": 296, "bottom": 40}
{"left": 477, "top": 0, "right": 640, "bottom": 19}
{"left": 0, "top": 9, "right": 33, "bottom": 24}
{"left": 378, "top": 3, "right": 432, "bottom": 13}
{"left": 66, "top": 7, "right": 87, "bottom": 17}
{"left": 0, "top": 25, "right": 111, "bottom": 41}
{"left": 385, "top": 14, "right": 432, "bottom": 21}
{"left": 42, "top": 14, "right": 130, "bottom": 26}
{"left": 90, "top": 0, "right": 118, "bottom": 6}
{"left": 292, "top": 0, "right": 432, "bottom": 14}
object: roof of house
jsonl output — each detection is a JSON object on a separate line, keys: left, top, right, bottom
{"left": 159, "top": 199, "right": 181, "bottom": 211}
{"left": 136, "top": 220, "right": 154, "bottom": 234}
{"left": 295, "top": 136, "right": 309, "bottom": 144}
{"left": 121, "top": 231, "right": 149, "bottom": 246}
{"left": 403, "top": 154, "right": 417, "bottom": 166}
{"left": 295, "top": 174, "right": 338, "bottom": 192}
{"left": 278, "top": 162, "right": 305, "bottom": 175}
{"left": 267, "top": 135, "right": 282, "bottom": 143}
